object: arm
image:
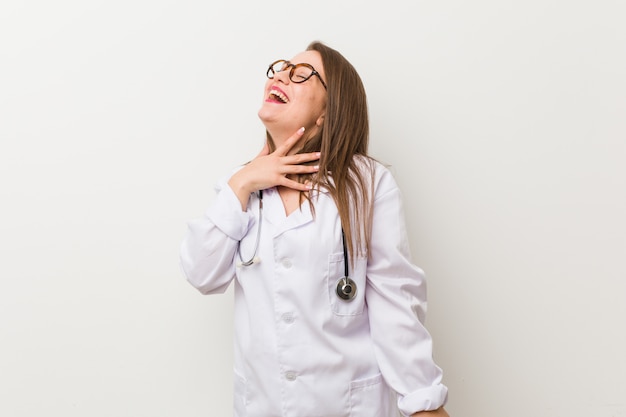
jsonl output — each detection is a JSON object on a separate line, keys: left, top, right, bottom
{"left": 180, "top": 127, "right": 320, "bottom": 293}
{"left": 179, "top": 180, "right": 253, "bottom": 294}
{"left": 365, "top": 165, "right": 448, "bottom": 415}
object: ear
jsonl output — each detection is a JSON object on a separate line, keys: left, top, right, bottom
{"left": 315, "top": 113, "right": 325, "bottom": 127}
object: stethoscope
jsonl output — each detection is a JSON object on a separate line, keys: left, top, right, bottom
{"left": 237, "top": 190, "right": 358, "bottom": 302}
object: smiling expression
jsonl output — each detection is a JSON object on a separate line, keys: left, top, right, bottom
{"left": 258, "top": 50, "right": 327, "bottom": 142}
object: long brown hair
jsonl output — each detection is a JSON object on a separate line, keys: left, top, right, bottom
{"left": 267, "top": 41, "right": 374, "bottom": 260}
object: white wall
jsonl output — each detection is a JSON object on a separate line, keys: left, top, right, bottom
{"left": 1, "top": 1, "right": 624, "bottom": 416}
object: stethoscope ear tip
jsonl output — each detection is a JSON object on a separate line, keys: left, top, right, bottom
{"left": 236, "top": 257, "right": 262, "bottom": 268}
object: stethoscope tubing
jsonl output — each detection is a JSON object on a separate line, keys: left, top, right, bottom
{"left": 237, "top": 190, "right": 263, "bottom": 267}
{"left": 237, "top": 189, "right": 357, "bottom": 301}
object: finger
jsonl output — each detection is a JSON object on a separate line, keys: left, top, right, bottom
{"left": 280, "top": 177, "right": 314, "bottom": 192}
{"left": 274, "top": 127, "right": 305, "bottom": 156}
{"left": 280, "top": 163, "right": 320, "bottom": 176}
{"left": 283, "top": 152, "right": 321, "bottom": 165}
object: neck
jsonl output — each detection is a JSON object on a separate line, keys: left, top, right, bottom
{"left": 266, "top": 124, "right": 319, "bottom": 155}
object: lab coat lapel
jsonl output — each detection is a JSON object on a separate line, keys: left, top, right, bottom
{"left": 262, "top": 187, "right": 330, "bottom": 237}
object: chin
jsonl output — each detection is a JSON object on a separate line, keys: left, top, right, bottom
{"left": 258, "top": 108, "right": 285, "bottom": 129}
{"left": 257, "top": 108, "right": 270, "bottom": 124}
{"left": 258, "top": 102, "right": 277, "bottom": 120}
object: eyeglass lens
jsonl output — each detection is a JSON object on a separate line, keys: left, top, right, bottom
{"left": 268, "top": 60, "right": 315, "bottom": 83}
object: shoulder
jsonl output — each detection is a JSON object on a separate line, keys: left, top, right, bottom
{"left": 352, "top": 155, "right": 400, "bottom": 199}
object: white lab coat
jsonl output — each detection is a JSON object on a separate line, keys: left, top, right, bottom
{"left": 180, "top": 159, "right": 448, "bottom": 417}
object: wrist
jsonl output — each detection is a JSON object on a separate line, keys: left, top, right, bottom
{"left": 411, "top": 407, "right": 449, "bottom": 417}
{"left": 228, "top": 174, "right": 253, "bottom": 196}
{"left": 228, "top": 174, "right": 254, "bottom": 211}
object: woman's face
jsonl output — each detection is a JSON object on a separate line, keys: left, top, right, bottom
{"left": 258, "top": 50, "right": 327, "bottom": 140}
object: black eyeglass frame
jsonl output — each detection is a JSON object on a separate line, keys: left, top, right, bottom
{"left": 266, "top": 59, "right": 327, "bottom": 90}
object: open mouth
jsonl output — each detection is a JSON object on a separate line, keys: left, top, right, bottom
{"left": 268, "top": 87, "right": 289, "bottom": 103}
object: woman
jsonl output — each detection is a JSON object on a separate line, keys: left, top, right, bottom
{"left": 180, "top": 41, "right": 449, "bottom": 417}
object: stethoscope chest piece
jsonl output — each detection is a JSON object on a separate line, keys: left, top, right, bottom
{"left": 336, "top": 276, "right": 357, "bottom": 301}
{"left": 239, "top": 193, "right": 358, "bottom": 302}
{"left": 335, "top": 229, "right": 357, "bottom": 301}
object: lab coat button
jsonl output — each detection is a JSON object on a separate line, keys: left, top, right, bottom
{"left": 281, "top": 312, "right": 294, "bottom": 324}
{"left": 284, "top": 371, "right": 297, "bottom": 381}
{"left": 281, "top": 258, "right": 292, "bottom": 268}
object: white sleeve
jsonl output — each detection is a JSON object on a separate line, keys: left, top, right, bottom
{"left": 365, "top": 166, "right": 448, "bottom": 415}
{"left": 179, "top": 176, "right": 255, "bottom": 295}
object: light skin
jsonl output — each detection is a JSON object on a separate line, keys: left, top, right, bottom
{"left": 229, "top": 50, "right": 327, "bottom": 213}
{"left": 228, "top": 127, "right": 321, "bottom": 213}
{"left": 412, "top": 407, "right": 450, "bottom": 417}
{"left": 257, "top": 50, "right": 327, "bottom": 148}
{"left": 228, "top": 50, "right": 450, "bottom": 417}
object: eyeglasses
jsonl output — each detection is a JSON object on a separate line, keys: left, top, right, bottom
{"left": 266, "top": 59, "right": 327, "bottom": 90}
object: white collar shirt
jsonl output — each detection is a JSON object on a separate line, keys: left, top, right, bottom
{"left": 180, "top": 160, "right": 448, "bottom": 417}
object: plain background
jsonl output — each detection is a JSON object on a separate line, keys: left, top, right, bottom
{"left": 1, "top": 0, "right": 625, "bottom": 416}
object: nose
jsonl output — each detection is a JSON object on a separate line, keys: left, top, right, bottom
{"left": 273, "top": 67, "right": 291, "bottom": 85}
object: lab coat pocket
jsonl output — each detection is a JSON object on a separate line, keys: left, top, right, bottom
{"left": 328, "top": 252, "right": 367, "bottom": 316}
{"left": 233, "top": 369, "right": 247, "bottom": 417}
{"left": 349, "top": 373, "right": 392, "bottom": 417}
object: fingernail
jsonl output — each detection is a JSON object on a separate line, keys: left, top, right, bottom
{"left": 313, "top": 165, "right": 319, "bottom": 170}
{"left": 316, "top": 152, "right": 321, "bottom": 157}
{"left": 306, "top": 183, "right": 313, "bottom": 190}
{"left": 298, "top": 127, "right": 305, "bottom": 134}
